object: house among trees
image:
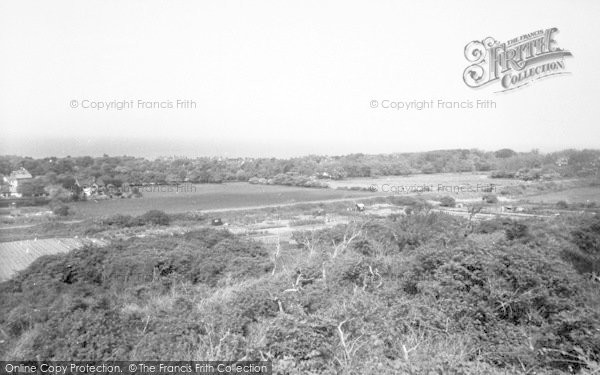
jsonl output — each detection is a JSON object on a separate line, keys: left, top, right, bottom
{"left": 2, "top": 168, "right": 32, "bottom": 197}
{"left": 75, "top": 177, "right": 102, "bottom": 198}
{"left": 0, "top": 184, "right": 10, "bottom": 198}
{"left": 555, "top": 157, "right": 569, "bottom": 167}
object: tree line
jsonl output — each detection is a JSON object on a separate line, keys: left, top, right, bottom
{"left": 1, "top": 149, "right": 598, "bottom": 197}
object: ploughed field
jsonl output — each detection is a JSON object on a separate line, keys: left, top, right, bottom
{"left": 70, "top": 182, "right": 373, "bottom": 217}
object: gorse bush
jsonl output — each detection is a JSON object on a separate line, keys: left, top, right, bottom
{"left": 101, "top": 214, "right": 137, "bottom": 227}
{"left": 571, "top": 215, "right": 600, "bottom": 256}
{"left": 482, "top": 193, "right": 499, "bottom": 204}
{"left": 101, "top": 210, "right": 171, "bottom": 227}
{"left": 51, "top": 203, "right": 70, "bottom": 216}
{"left": 1, "top": 214, "right": 599, "bottom": 373}
{"left": 0, "top": 228, "right": 272, "bottom": 360}
{"left": 564, "top": 215, "right": 600, "bottom": 275}
{"left": 505, "top": 220, "right": 530, "bottom": 241}
{"left": 138, "top": 210, "right": 170, "bottom": 226}
{"left": 439, "top": 196, "right": 456, "bottom": 207}
{"left": 475, "top": 217, "right": 507, "bottom": 234}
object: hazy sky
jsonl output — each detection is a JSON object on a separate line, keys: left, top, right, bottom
{"left": 0, "top": 0, "right": 599, "bottom": 158}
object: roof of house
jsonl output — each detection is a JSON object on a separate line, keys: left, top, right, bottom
{"left": 8, "top": 168, "right": 32, "bottom": 180}
{"left": 75, "top": 177, "right": 96, "bottom": 186}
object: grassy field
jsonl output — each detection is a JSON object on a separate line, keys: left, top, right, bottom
{"left": 524, "top": 186, "right": 600, "bottom": 204}
{"left": 68, "top": 173, "right": 524, "bottom": 219}
{"left": 329, "top": 172, "right": 525, "bottom": 196}
{"left": 69, "top": 182, "right": 373, "bottom": 217}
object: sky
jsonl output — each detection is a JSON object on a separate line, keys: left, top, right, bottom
{"left": 0, "top": 0, "right": 599, "bottom": 158}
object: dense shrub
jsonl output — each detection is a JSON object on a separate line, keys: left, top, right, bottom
{"left": 571, "top": 216, "right": 600, "bottom": 255}
{"left": 51, "top": 203, "right": 70, "bottom": 216}
{"left": 516, "top": 168, "right": 542, "bottom": 181}
{"left": 482, "top": 193, "right": 498, "bottom": 204}
{"left": 2, "top": 212, "right": 599, "bottom": 373}
{"left": 476, "top": 218, "right": 507, "bottom": 234}
{"left": 439, "top": 196, "right": 456, "bottom": 207}
{"left": 397, "top": 242, "right": 599, "bottom": 370}
{"left": 565, "top": 215, "right": 600, "bottom": 274}
{"left": 491, "top": 170, "right": 516, "bottom": 179}
{"left": 96, "top": 232, "right": 271, "bottom": 289}
{"left": 505, "top": 220, "right": 530, "bottom": 241}
{"left": 101, "top": 214, "right": 137, "bottom": 227}
{"left": 138, "top": 210, "right": 170, "bottom": 226}
{"left": 250, "top": 173, "right": 328, "bottom": 188}
{"left": 0, "top": 228, "right": 273, "bottom": 360}
{"left": 386, "top": 196, "right": 420, "bottom": 206}
{"left": 183, "top": 228, "right": 234, "bottom": 248}
{"left": 101, "top": 211, "right": 171, "bottom": 228}
{"left": 263, "top": 316, "right": 336, "bottom": 373}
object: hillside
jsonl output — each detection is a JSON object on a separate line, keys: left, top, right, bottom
{"left": 1, "top": 210, "right": 599, "bottom": 374}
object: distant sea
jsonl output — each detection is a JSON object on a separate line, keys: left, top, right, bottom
{"left": 0, "top": 136, "right": 578, "bottom": 159}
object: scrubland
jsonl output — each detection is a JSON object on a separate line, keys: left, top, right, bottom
{"left": 1, "top": 201, "right": 599, "bottom": 374}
